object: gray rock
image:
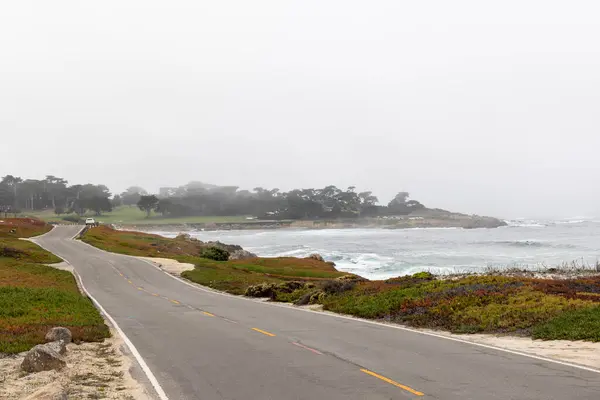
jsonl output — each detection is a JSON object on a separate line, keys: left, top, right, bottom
{"left": 46, "top": 340, "right": 67, "bottom": 355}
{"left": 21, "top": 344, "right": 67, "bottom": 373}
{"left": 228, "top": 249, "right": 258, "bottom": 260}
{"left": 307, "top": 253, "right": 325, "bottom": 262}
{"left": 45, "top": 327, "right": 72, "bottom": 344}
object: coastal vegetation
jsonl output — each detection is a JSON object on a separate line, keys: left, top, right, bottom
{"left": 0, "top": 218, "right": 109, "bottom": 353}
{"left": 83, "top": 226, "right": 600, "bottom": 341}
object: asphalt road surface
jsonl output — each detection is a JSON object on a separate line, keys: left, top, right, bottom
{"left": 34, "top": 225, "right": 600, "bottom": 399}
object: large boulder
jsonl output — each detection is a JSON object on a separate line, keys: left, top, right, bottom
{"left": 45, "top": 327, "right": 72, "bottom": 344}
{"left": 46, "top": 340, "right": 67, "bottom": 356}
{"left": 21, "top": 344, "right": 67, "bottom": 373}
{"left": 229, "top": 249, "right": 258, "bottom": 260}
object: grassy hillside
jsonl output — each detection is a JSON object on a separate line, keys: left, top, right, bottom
{"left": 0, "top": 218, "right": 109, "bottom": 353}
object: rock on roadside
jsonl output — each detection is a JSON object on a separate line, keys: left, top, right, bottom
{"left": 45, "top": 327, "right": 72, "bottom": 344}
{"left": 21, "top": 344, "right": 67, "bottom": 373}
{"left": 46, "top": 341, "right": 67, "bottom": 356}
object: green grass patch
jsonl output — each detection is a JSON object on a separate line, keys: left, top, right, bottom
{"left": 0, "top": 286, "right": 110, "bottom": 353}
{"left": 0, "top": 219, "right": 109, "bottom": 354}
{"left": 532, "top": 306, "right": 600, "bottom": 341}
{"left": 22, "top": 206, "right": 255, "bottom": 225}
{"left": 182, "top": 258, "right": 345, "bottom": 295}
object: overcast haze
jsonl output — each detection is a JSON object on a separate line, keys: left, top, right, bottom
{"left": 2, "top": 1, "right": 599, "bottom": 219}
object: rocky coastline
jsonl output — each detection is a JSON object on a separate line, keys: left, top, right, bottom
{"left": 121, "top": 213, "right": 506, "bottom": 232}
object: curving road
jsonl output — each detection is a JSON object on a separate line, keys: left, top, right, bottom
{"left": 34, "top": 225, "right": 600, "bottom": 399}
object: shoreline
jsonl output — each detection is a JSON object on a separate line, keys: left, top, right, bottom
{"left": 120, "top": 217, "right": 507, "bottom": 232}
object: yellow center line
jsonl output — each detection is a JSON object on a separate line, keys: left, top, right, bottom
{"left": 127, "top": 280, "right": 133, "bottom": 284}
{"left": 360, "top": 369, "right": 424, "bottom": 396}
{"left": 202, "top": 311, "right": 215, "bottom": 317}
{"left": 170, "top": 299, "right": 180, "bottom": 305}
{"left": 152, "top": 293, "right": 159, "bottom": 297}
{"left": 252, "top": 328, "right": 276, "bottom": 337}
{"left": 118, "top": 272, "right": 123, "bottom": 277}
{"left": 137, "top": 287, "right": 145, "bottom": 291}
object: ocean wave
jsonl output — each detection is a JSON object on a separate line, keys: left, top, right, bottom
{"left": 479, "top": 240, "right": 578, "bottom": 249}
{"left": 504, "top": 220, "right": 546, "bottom": 228}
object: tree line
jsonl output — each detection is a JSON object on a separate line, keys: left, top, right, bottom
{"left": 0, "top": 175, "right": 425, "bottom": 219}
{"left": 0, "top": 175, "right": 112, "bottom": 216}
{"left": 137, "top": 182, "right": 425, "bottom": 219}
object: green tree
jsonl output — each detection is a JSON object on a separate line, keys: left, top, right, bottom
{"left": 84, "top": 196, "right": 112, "bottom": 216}
{"left": 156, "top": 198, "right": 173, "bottom": 216}
{"left": 137, "top": 195, "right": 159, "bottom": 217}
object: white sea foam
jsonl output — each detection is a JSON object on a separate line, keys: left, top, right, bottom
{"left": 149, "top": 222, "right": 600, "bottom": 280}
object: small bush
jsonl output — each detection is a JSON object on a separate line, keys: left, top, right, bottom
{"left": 0, "top": 246, "right": 27, "bottom": 259}
{"left": 245, "top": 283, "right": 277, "bottom": 298}
{"left": 411, "top": 271, "right": 435, "bottom": 280}
{"left": 200, "top": 246, "right": 230, "bottom": 261}
{"left": 276, "top": 281, "right": 306, "bottom": 293}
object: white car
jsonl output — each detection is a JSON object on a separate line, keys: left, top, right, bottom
{"left": 85, "top": 218, "right": 96, "bottom": 226}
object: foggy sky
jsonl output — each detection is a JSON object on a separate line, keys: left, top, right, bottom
{"left": 2, "top": 1, "right": 599, "bottom": 219}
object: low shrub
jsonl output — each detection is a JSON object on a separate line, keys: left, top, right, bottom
{"left": 320, "top": 279, "right": 356, "bottom": 295}
{"left": 0, "top": 246, "right": 27, "bottom": 259}
{"left": 245, "top": 283, "right": 277, "bottom": 298}
{"left": 200, "top": 246, "right": 230, "bottom": 261}
{"left": 411, "top": 271, "right": 435, "bottom": 280}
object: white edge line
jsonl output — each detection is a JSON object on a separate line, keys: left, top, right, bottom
{"left": 30, "top": 226, "right": 169, "bottom": 400}
{"left": 71, "top": 229, "right": 600, "bottom": 375}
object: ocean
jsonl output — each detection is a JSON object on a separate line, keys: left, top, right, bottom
{"left": 150, "top": 219, "right": 600, "bottom": 280}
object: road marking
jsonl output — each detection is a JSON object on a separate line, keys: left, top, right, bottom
{"left": 119, "top": 272, "right": 123, "bottom": 277}
{"left": 152, "top": 293, "right": 159, "bottom": 297}
{"left": 127, "top": 280, "right": 133, "bottom": 284}
{"left": 292, "top": 342, "right": 323, "bottom": 355}
{"left": 170, "top": 299, "right": 180, "bottom": 305}
{"left": 252, "top": 328, "right": 276, "bottom": 337}
{"left": 137, "top": 287, "right": 145, "bottom": 291}
{"left": 361, "top": 369, "right": 424, "bottom": 396}
{"left": 202, "top": 311, "right": 215, "bottom": 317}
{"left": 222, "top": 318, "right": 238, "bottom": 324}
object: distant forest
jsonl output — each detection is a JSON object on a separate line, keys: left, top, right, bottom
{"left": 0, "top": 175, "right": 426, "bottom": 219}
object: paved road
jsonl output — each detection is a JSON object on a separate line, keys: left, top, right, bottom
{"left": 34, "top": 226, "right": 600, "bottom": 399}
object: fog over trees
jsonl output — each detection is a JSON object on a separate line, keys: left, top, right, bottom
{"left": 0, "top": 175, "right": 425, "bottom": 219}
